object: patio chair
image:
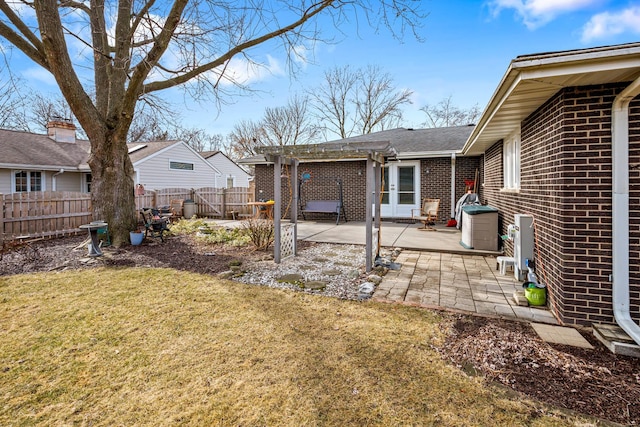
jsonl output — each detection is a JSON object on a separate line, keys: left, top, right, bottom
{"left": 140, "top": 209, "right": 170, "bottom": 241}
{"left": 170, "top": 199, "right": 184, "bottom": 220}
{"left": 411, "top": 198, "right": 440, "bottom": 231}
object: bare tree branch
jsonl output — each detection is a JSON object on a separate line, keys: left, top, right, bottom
{"left": 420, "top": 95, "right": 481, "bottom": 128}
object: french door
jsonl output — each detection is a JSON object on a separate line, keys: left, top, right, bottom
{"left": 379, "top": 161, "right": 420, "bottom": 217}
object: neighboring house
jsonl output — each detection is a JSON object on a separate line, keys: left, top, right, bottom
{"left": 128, "top": 141, "right": 220, "bottom": 191}
{"left": 242, "top": 126, "right": 479, "bottom": 223}
{"left": 461, "top": 42, "right": 640, "bottom": 335}
{"left": 0, "top": 121, "right": 91, "bottom": 194}
{"left": 200, "top": 150, "right": 252, "bottom": 188}
{"left": 0, "top": 121, "right": 222, "bottom": 193}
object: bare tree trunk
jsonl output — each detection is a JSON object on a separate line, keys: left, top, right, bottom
{"left": 87, "top": 128, "right": 137, "bottom": 246}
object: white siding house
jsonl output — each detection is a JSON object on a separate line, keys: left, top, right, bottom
{"left": 1, "top": 122, "right": 226, "bottom": 194}
{"left": 200, "top": 150, "right": 251, "bottom": 188}
{"left": 129, "top": 141, "right": 221, "bottom": 190}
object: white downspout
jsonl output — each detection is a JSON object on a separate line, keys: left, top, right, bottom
{"left": 450, "top": 154, "right": 456, "bottom": 219}
{"left": 612, "top": 76, "right": 640, "bottom": 346}
{"left": 52, "top": 168, "right": 64, "bottom": 191}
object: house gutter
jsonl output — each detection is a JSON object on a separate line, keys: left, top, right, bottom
{"left": 612, "top": 75, "right": 640, "bottom": 346}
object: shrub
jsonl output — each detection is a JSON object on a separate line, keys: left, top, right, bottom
{"left": 169, "top": 218, "right": 251, "bottom": 247}
{"left": 241, "top": 219, "right": 274, "bottom": 251}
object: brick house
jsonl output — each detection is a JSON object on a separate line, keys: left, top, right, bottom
{"left": 462, "top": 42, "right": 640, "bottom": 341}
{"left": 245, "top": 126, "right": 480, "bottom": 223}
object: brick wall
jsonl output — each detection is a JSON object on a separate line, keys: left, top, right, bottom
{"left": 418, "top": 156, "right": 482, "bottom": 221}
{"left": 256, "top": 156, "right": 483, "bottom": 223}
{"left": 483, "top": 82, "right": 640, "bottom": 326}
{"left": 255, "top": 161, "right": 367, "bottom": 221}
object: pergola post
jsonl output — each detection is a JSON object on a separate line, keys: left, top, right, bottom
{"left": 290, "top": 158, "right": 299, "bottom": 256}
{"left": 273, "top": 155, "right": 282, "bottom": 263}
{"left": 365, "top": 154, "right": 374, "bottom": 272}
{"left": 374, "top": 161, "right": 381, "bottom": 229}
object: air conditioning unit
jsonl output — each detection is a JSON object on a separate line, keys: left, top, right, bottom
{"left": 513, "top": 214, "right": 534, "bottom": 281}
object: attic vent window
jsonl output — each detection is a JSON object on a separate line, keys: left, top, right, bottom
{"left": 128, "top": 144, "right": 147, "bottom": 154}
{"left": 170, "top": 161, "right": 194, "bottom": 171}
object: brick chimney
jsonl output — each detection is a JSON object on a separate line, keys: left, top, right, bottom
{"left": 47, "top": 118, "right": 76, "bottom": 143}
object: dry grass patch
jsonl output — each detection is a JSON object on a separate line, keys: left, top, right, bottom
{"left": 1, "top": 268, "right": 593, "bottom": 426}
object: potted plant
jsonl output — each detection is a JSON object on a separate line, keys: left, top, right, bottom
{"left": 130, "top": 227, "right": 144, "bottom": 246}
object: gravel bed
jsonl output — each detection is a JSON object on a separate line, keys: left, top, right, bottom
{"left": 234, "top": 243, "right": 371, "bottom": 300}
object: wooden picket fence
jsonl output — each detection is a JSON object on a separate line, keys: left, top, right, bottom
{"left": 2, "top": 187, "right": 254, "bottom": 245}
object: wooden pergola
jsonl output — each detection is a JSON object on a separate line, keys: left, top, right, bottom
{"left": 257, "top": 141, "right": 397, "bottom": 272}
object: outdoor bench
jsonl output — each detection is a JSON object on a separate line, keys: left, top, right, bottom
{"left": 300, "top": 200, "right": 346, "bottom": 225}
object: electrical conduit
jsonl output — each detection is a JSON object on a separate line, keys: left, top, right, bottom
{"left": 612, "top": 76, "right": 640, "bottom": 346}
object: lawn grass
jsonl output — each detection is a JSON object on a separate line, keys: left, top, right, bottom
{"left": 1, "top": 267, "right": 591, "bottom": 426}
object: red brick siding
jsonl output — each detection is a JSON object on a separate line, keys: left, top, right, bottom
{"left": 483, "top": 82, "right": 640, "bottom": 326}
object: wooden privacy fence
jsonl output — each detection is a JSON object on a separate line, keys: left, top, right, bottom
{"left": 1, "top": 191, "right": 92, "bottom": 246}
{"left": 2, "top": 187, "right": 253, "bottom": 245}
{"left": 135, "top": 187, "right": 253, "bottom": 219}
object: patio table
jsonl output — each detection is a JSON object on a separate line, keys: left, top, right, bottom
{"left": 247, "top": 201, "right": 274, "bottom": 220}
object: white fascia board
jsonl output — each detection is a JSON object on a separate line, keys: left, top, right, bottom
{"left": 512, "top": 45, "right": 640, "bottom": 69}
{"left": 395, "top": 150, "right": 460, "bottom": 159}
{"left": 0, "top": 163, "right": 83, "bottom": 171}
{"left": 518, "top": 56, "right": 640, "bottom": 80}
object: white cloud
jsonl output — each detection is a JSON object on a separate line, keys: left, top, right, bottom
{"left": 23, "top": 66, "right": 57, "bottom": 87}
{"left": 581, "top": 6, "right": 640, "bottom": 42}
{"left": 489, "top": 0, "right": 602, "bottom": 29}
{"left": 206, "top": 55, "right": 285, "bottom": 87}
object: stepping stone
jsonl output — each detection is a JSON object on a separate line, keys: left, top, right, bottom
{"left": 321, "top": 269, "right": 341, "bottom": 276}
{"left": 531, "top": 323, "right": 593, "bottom": 349}
{"left": 304, "top": 281, "right": 327, "bottom": 290}
{"left": 277, "top": 273, "right": 304, "bottom": 284}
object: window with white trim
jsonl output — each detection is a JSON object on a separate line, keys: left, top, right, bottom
{"left": 503, "top": 131, "right": 520, "bottom": 190}
{"left": 226, "top": 176, "right": 235, "bottom": 188}
{"left": 13, "top": 170, "right": 43, "bottom": 192}
{"left": 169, "top": 161, "right": 194, "bottom": 171}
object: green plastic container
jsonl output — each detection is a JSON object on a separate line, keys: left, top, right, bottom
{"left": 524, "top": 286, "right": 546, "bottom": 306}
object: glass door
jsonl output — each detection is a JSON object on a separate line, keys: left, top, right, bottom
{"left": 379, "top": 161, "right": 419, "bottom": 217}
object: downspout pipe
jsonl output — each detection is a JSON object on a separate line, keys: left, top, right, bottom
{"left": 52, "top": 168, "right": 64, "bottom": 191}
{"left": 612, "top": 76, "right": 640, "bottom": 346}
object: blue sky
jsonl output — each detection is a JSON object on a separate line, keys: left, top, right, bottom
{"left": 7, "top": 0, "right": 640, "bottom": 138}
{"left": 184, "top": 0, "right": 640, "bottom": 137}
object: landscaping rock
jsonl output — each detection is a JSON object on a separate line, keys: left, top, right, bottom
{"left": 217, "top": 270, "right": 236, "bottom": 279}
{"left": 367, "top": 274, "right": 382, "bottom": 285}
{"left": 347, "top": 269, "right": 360, "bottom": 279}
{"left": 321, "top": 268, "right": 341, "bottom": 276}
{"left": 358, "top": 282, "right": 376, "bottom": 300}
{"left": 304, "top": 281, "right": 328, "bottom": 290}
{"left": 277, "top": 273, "right": 304, "bottom": 284}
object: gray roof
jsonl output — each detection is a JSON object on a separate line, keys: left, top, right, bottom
{"left": 0, "top": 128, "right": 187, "bottom": 170}
{"left": 238, "top": 125, "right": 476, "bottom": 164}
{"left": 329, "top": 126, "right": 475, "bottom": 154}
{"left": 127, "top": 140, "right": 180, "bottom": 163}
{"left": 0, "top": 128, "right": 90, "bottom": 170}
{"left": 199, "top": 150, "right": 220, "bottom": 159}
